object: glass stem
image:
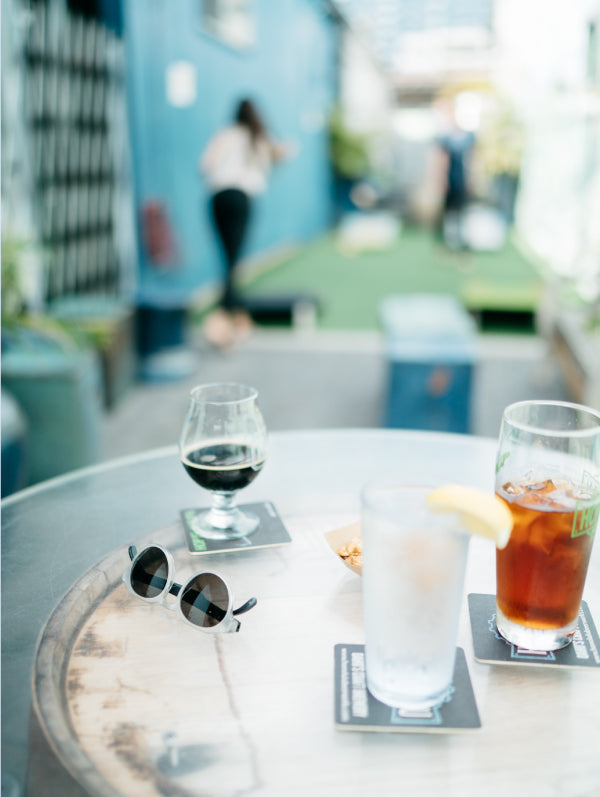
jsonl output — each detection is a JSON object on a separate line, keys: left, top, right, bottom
{"left": 208, "top": 491, "right": 238, "bottom": 529}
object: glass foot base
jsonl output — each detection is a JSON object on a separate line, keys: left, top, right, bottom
{"left": 496, "top": 606, "right": 576, "bottom": 652}
{"left": 367, "top": 678, "right": 452, "bottom": 711}
{"left": 191, "top": 507, "right": 259, "bottom": 540}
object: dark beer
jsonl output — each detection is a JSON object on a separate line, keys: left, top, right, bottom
{"left": 182, "top": 442, "right": 264, "bottom": 492}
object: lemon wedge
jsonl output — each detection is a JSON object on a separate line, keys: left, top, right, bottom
{"left": 426, "top": 484, "right": 513, "bottom": 549}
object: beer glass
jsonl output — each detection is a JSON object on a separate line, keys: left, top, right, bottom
{"left": 179, "top": 383, "right": 267, "bottom": 540}
{"left": 495, "top": 400, "right": 600, "bottom": 651}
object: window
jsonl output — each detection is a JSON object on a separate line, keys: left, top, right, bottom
{"left": 201, "top": 0, "right": 255, "bottom": 50}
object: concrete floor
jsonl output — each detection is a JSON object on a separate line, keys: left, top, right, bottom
{"left": 101, "top": 328, "right": 569, "bottom": 462}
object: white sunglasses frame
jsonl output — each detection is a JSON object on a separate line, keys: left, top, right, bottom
{"left": 122, "top": 543, "right": 256, "bottom": 633}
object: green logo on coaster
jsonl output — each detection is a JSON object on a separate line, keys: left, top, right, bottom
{"left": 183, "top": 509, "right": 208, "bottom": 552}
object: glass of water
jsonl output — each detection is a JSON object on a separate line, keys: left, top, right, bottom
{"left": 361, "top": 483, "right": 470, "bottom": 710}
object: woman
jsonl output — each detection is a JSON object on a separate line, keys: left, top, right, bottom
{"left": 200, "top": 98, "right": 292, "bottom": 348}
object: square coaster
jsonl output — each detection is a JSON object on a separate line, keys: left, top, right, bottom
{"left": 468, "top": 593, "right": 600, "bottom": 668}
{"left": 334, "top": 644, "right": 480, "bottom": 733}
{"left": 181, "top": 501, "right": 292, "bottom": 555}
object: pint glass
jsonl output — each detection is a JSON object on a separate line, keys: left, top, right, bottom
{"left": 495, "top": 400, "right": 600, "bottom": 651}
{"left": 361, "top": 484, "right": 470, "bottom": 709}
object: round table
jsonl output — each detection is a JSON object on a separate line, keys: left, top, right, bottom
{"left": 2, "top": 429, "right": 599, "bottom": 796}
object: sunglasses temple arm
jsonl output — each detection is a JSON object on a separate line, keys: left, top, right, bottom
{"left": 233, "top": 596, "right": 257, "bottom": 616}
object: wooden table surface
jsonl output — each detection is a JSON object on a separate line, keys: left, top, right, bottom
{"left": 3, "top": 429, "right": 600, "bottom": 796}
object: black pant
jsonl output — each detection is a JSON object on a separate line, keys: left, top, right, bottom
{"left": 210, "top": 188, "right": 251, "bottom": 311}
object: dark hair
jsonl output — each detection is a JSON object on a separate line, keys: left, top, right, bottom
{"left": 235, "top": 99, "right": 266, "bottom": 145}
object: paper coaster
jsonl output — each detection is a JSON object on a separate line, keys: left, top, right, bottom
{"left": 181, "top": 501, "right": 292, "bottom": 555}
{"left": 334, "top": 644, "right": 480, "bottom": 733}
{"left": 468, "top": 593, "right": 600, "bottom": 668}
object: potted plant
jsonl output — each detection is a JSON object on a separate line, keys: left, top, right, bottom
{"left": 328, "top": 106, "right": 371, "bottom": 217}
{"left": 1, "top": 235, "right": 103, "bottom": 487}
{"left": 477, "top": 98, "right": 524, "bottom": 225}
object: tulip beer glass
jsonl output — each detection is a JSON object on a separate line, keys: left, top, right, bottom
{"left": 179, "top": 383, "right": 267, "bottom": 540}
{"left": 495, "top": 400, "right": 600, "bottom": 651}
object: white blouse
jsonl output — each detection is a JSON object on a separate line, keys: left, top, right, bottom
{"left": 200, "top": 124, "right": 272, "bottom": 196}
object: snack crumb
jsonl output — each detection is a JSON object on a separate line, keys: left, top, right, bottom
{"left": 337, "top": 537, "right": 362, "bottom": 568}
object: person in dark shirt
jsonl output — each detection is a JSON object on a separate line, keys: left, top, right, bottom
{"left": 436, "top": 108, "right": 476, "bottom": 250}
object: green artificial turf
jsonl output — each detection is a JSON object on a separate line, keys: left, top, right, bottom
{"left": 242, "top": 225, "right": 544, "bottom": 333}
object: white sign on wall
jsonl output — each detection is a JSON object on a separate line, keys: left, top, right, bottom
{"left": 166, "top": 61, "right": 197, "bottom": 108}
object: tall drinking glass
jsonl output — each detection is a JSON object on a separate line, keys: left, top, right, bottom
{"left": 495, "top": 400, "right": 600, "bottom": 651}
{"left": 361, "top": 483, "right": 470, "bottom": 710}
{"left": 179, "top": 383, "right": 267, "bottom": 540}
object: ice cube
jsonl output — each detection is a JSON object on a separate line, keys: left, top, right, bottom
{"left": 556, "top": 542, "right": 584, "bottom": 574}
{"left": 571, "top": 486, "right": 593, "bottom": 502}
{"left": 503, "top": 481, "right": 525, "bottom": 496}
{"left": 526, "top": 479, "right": 555, "bottom": 494}
{"left": 528, "top": 517, "right": 555, "bottom": 556}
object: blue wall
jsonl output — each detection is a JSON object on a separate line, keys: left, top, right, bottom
{"left": 124, "top": 0, "right": 339, "bottom": 308}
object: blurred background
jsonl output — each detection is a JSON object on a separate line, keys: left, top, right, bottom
{"left": 2, "top": 0, "right": 600, "bottom": 495}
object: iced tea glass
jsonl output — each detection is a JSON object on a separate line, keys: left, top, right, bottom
{"left": 495, "top": 400, "right": 600, "bottom": 651}
{"left": 361, "top": 483, "right": 470, "bottom": 709}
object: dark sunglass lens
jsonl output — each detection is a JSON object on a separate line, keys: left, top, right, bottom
{"left": 130, "top": 546, "right": 169, "bottom": 599}
{"left": 180, "top": 574, "right": 230, "bottom": 628}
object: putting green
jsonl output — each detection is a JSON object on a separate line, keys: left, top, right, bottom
{"left": 241, "top": 225, "right": 545, "bottom": 333}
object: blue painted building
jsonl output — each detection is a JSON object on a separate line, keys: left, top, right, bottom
{"left": 123, "top": 0, "right": 340, "bottom": 310}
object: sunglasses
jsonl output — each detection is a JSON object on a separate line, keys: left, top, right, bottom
{"left": 123, "top": 544, "right": 257, "bottom": 633}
